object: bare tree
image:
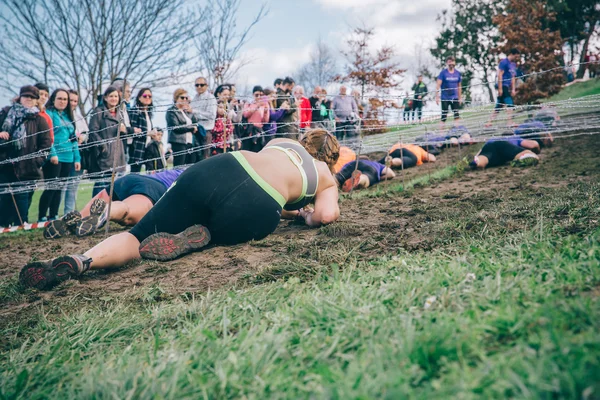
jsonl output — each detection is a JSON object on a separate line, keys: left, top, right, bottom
{"left": 194, "top": 0, "right": 268, "bottom": 87}
{"left": 295, "top": 38, "right": 338, "bottom": 91}
{"left": 337, "top": 25, "right": 405, "bottom": 98}
{"left": 0, "top": 0, "right": 201, "bottom": 113}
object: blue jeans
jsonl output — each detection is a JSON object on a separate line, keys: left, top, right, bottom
{"left": 63, "top": 165, "right": 83, "bottom": 214}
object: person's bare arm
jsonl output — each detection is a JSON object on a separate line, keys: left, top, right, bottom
{"left": 301, "top": 184, "right": 339, "bottom": 227}
{"left": 436, "top": 79, "right": 442, "bottom": 104}
{"left": 281, "top": 210, "right": 299, "bottom": 220}
{"left": 511, "top": 74, "right": 517, "bottom": 96}
{"left": 498, "top": 70, "right": 504, "bottom": 95}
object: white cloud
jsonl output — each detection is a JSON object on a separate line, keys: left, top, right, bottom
{"left": 232, "top": 44, "right": 313, "bottom": 93}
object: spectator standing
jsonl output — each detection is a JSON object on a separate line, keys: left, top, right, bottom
{"left": 309, "top": 86, "right": 322, "bottom": 127}
{"left": 128, "top": 88, "right": 154, "bottom": 172}
{"left": 0, "top": 86, "right": 51, "bottom": 226}
{"left": 309, "top": 87, "right": 332, "bottom": 130}
{"left": 411, "top": 75, "right": 428, "bottom": 121}
{"left": 38, "top": 89, "right": 81, "bottom": 221}
{"left": 487, "top": 48, "right": 520, "bottom": 127}
{"left": 227, "top": 83, "right": 244, "bottom": 149}
{"left": 402, "top": 92, "right": 412, "bottom": 122}
{"left": 192, "top": 77, "right": 217, "bottom": 160}
{"left": 565, "top": 62, "right": 575, "bottom": 83}
{"left": 589, "top": 52, "right": 598, "bottom": 78}
{"left": 242, "top": 85, "right": 270, "bottom": 152}
{"left": 145, "top": 128, "right": 170, "bottom": 171}
{"left": 294, "top": 85, "right": 312, "bottom": 131}
{"left": 63, "top": 90, "right": 88, "bottom": 214}
{"left": 88, "top": 86, "right": 131, "bottom": 196}
{"left": 212, "top": 85, "right": 235, "bottom": 154}
{"left": 111, "top": 79, "right": 134, "bottom": 158}
{"left": 34, "top": 83, "right": 54, "bottom": 144}
{"left": 332, "top": 85, "right": 358, "bottom": 140}
{"left": 435, "top": 56, "right": 462, "bottom": 128}
{"left": 167, "top": 88, "right": 200, "bottom": 167}
{"left": 273, "top": 78, "right": 283, "bottom": 91}
{"left": 352, "top": 90, "right": 367, "bottom": 120}
{"left": 263, "top": 88, "right": 286, "bottom": 141}
{"left": 275, "top": 77, "right": 299, "bottom": 139}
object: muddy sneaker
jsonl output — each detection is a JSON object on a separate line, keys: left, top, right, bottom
{"left": 139, "top": 225, "right": 211, "bottom": 261}
{"left": 342, "top": 170, "right": 362, "bottom": 193}
{"left": 43, "top": 211, "right": 82, "bottom": 239}
{"left": 510, "top": 157, "right": 539, "bottom": 168}
{"left": 75, "top": 199, "right": 107, "bottom": 237}
{"left": 19, "top": 254, "right": 92, "bottom": 290}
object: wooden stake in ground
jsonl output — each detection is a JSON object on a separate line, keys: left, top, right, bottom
{"left": 10, "top": 188, "right": 24, "bottom": 227}
{"left": 400, "top": 133, "right": 405, "bottom": 190}
{"left": 105, "top": 102, "right": 125, "bottom": 238}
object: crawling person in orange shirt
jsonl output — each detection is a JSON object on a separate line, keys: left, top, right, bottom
{"left": 378, "top": 143, "right": 437, "bottom": 169}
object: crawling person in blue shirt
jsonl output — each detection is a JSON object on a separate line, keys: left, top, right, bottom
{"left": 336, "top": 157, "right": 395, "bottom": 192}
{"left": 44, "top": 169, "right": 185, "bottom": 239}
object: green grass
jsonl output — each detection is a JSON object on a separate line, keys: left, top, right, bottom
{"left": 545, "top": 78, "right": 600, "bottom": 102}
{"left": 1, "top": 180, "right": 599, "bottom": 398}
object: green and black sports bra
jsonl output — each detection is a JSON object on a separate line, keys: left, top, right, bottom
{"left": 266, "top": 141, "right": 319, "bottom": 211}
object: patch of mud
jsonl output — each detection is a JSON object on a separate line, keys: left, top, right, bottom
{"left": 1, "top": 120, "right": 599, "bottom": 322}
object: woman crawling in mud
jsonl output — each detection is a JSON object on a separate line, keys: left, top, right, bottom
{"left": 19, "top": 130, "right": 341, "bottom": 290}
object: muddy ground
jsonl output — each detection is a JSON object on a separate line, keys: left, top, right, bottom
{"left": 1, "top": 121, "right": 599, "bottom": 325}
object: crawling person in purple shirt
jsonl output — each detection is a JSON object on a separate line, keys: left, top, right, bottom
{"left": 336, "top": 158, "right": 395, "bottom": 192}
{"left": 44, "top": 169, "right": 184, "bottom": 239}
{"left": 487, "top": 133, "right": 541, "bottom": 153}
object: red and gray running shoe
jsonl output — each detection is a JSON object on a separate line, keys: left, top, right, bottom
{"left": 43, "top": 211, "right": 82, "bottom": 240}
{"left": 75, "top": 199, "right": 107, "bottom": 237}
{"left": 139, "top": 225, "right": 211, "bottom": 261}
{"left": 19, "top": 254, "right": 92, "bottom": 290}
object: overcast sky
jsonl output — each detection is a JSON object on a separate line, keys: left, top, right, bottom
{"left": 0, "top": 0, "right": 452, "bottom": 119}
{"left": 225, "top": 0, "right": 451, "bottom": 94}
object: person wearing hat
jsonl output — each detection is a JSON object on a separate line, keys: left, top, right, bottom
{"left": 0, "top": 85, "right": 52, "bottom": 226}
{"left": 241, "top": 85, "right": 270, "bottom": 152}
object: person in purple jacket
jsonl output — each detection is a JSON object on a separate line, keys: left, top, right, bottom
{"left": 263, "top": 88, "right": 286, "bottom": 143}
{"left": 435, "top": 56, "right": 463, "bottom": 129}
{"left": 44, "top": 169, "right": 184, "bottom": 239}
{"left": 336, "top": 158, "right": 395, "bottom": 192}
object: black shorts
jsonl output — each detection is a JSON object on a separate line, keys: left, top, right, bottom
{"left": 130, "top": 152, "right": 284, "bottom": 244}
{"left": 495, "top": 86, "right": 515, "bottom": 110}
{"left": 113, "top": 175, "right": 167, "bottom": 204}
{"left": 380, "top": 148, "right": 419, "bottom": 169}
{"left": 479, "top": 141, "right": 523, "bottom": 167}
{"left": 441, "top": 100, "right": 460, "bottom": 122}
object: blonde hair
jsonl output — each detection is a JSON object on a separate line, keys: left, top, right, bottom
{"left": 173, "top": 88, "right": 188, "bottom": 103}
{"left": 300, "top": 129, "right": 340, "bottom": 172}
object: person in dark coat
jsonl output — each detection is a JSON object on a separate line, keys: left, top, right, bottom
{"left": 166, "top": 88, "right": 200, "bottom": 167}
{"left": 145, "top": 128, "right": 170, "bottom": 171}
{"left": 0, "top": 85, "right": 52, "bottom": 226}
{"left": 87, "top": 86, "right": 135, "bottom": 196}
{"left": 128, "top": 88, "right": 155, "bottom": 172}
